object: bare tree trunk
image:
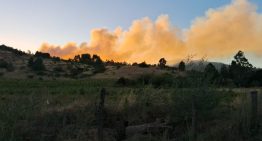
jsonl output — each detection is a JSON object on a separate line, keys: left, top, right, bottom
{"left": 97, "top": 88, "right": 106, "bottom": 141}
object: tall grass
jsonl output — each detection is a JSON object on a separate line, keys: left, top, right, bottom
{"left": 0, "top": 79, "right": 261, "bottom": 141}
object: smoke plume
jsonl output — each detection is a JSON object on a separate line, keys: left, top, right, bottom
{"left": 40, "top": 0, "right": 262, "bottom": 64}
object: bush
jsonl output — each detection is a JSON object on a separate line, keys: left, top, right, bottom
{"left": 138, "top": 62, "right": 150, "bottom": 68}
{"left": 28, "top": 57, "right": 46, "bottom": 71}
{"left": 116, "top": 77, "right": 128, "bottom": 86}
{"left": 170, "top": 89, "right": 234, "bottom": 125}
{"left": 36, "top": 71, "right": 46, "bottom": 76}
{"left": 6, "top": 63, "right": 14, "bottom": 72}
{"left": 152, "top": 73, "right": 173, "bottom": 88}
{"left": 35, "top": 51, "right": 51, "bottom": 58}
{"left": 137, "top": 74, "right": 152, "bottom": 85}
{"left": 93, "top": 64, "right": 106, "bottom": 73}
{"left": 0, "top": 59, "right": 15, "bottom": 72}
{"left": 27, "top": 75, "right": 34, "bottom": 79}
{"left": 178, "top": 61, "right": 186, "bottom": 71}
{"left": 70, "top": 67, "right": 83, "bottom": 77}
{"left": 0, "top": 59, "right": 8, "bottom": 68}
{"left": 92, "top": 55, "right": 106, "bottom": 73}
{"left": 52, "top": 57, "right": 61, "bottom": 62}
{"left": 53, "top": 66, "right": 64, "bottom": 72}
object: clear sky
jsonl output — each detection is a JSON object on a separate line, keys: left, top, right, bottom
{"left": 0, "top": 0, "right": 262, "bottom": 66}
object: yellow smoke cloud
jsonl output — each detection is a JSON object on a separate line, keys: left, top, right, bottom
{"left": 39, "top": 0, "right": 262, "bottom": 64}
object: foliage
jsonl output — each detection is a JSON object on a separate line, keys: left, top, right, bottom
{"left": 28, "top": 57, "right": 46, "bottom": 71}
{"left": 229, "top": 51, "right": 254, "bottom": 87}
{"left": 158, "top": 58, "right": 167, "bottom": 69}
{"left": 138, "top": 61, "right": 150, "bottom": 68}
{"left": 52, "top": 56, "right": 61, "bottom": 62}
{"left": 0, "top": 79, "right": 261, "bottom": 141}
{"left": 35, "top": 51, "right": 51, "bottom": 58}
{"left": 71, "top": 54, "right": 106, "bottom": 73}
{"left": 0, "top": 59, "right": 8, "bottom": 68}
{"left": 248, "top": 69, "right": 262, "bottom": 86}
{"left": 0, "top": 59, "right": 15, "bottom": 72}
{"left": 53, "top": 66, "right": 64, "bottom": 72}
{"left": 0, "top": 44, "right": 27, "bottom": 56}
{"left": 151, "top": 73, "right": 173, "bottom": 88}
{"left": 80, "top": 53, "right": 92, "bottom": 64}
{"left": 115, "top": 77, "right": 134, "bottom": 86}
{"left": 178, "top": 61, "right": 186, "bottom": 71}
{"left": 220, "top": 64, "right": 229, "bottom": 78}
{"left": 233, "top": 51, "right": 253, "bottom": 68}
{"left": 92, "top": 54, "right": 106, "bottom": 73}
{"left": 204, "top": 63, "right": 219, "bottom": 84}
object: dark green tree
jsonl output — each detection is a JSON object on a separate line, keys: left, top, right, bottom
{"left": 178, "top": 61, "right": 186, "bottom": 71}
{"left": 204, "top": 63, "right": 219, "bottom": 84}
{"left": 229, "top": 50, "right": 253, "bottom": 87}
{"left": 220, "top": 65, "right": 229, "bottom": 78}
{"left": 158, "top": 58, "right": 167, "bottom": 69}
{"left": 234, "top": 50, "right": 253, "bottom": 68}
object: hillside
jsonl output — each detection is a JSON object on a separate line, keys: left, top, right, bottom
{"left": 0, "top": 45, "right": 95, "bottom": 80}
{"left": 0, "top": 45, "right": 171, "bottom": 80}
{"left": 1, "top": 44, "right": 261, "bottom": 88}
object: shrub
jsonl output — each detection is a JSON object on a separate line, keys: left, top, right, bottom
{"left": 178, "top": 61, "right": 186, "bottom": 71}
{"left": 27, "top": 75, "right": 34, "bottom": 79}
{"left": 0, "top": 59, "right": 8, "bottom": 68}
{"left": 52, "top": 57, "right": 61, "bottom": 62}
{"left": 116, "top": 77, "right": 128, "bottom": 86}
{"left": 36, "top": 71, "right": 46, "bottom": 76}
{"left": 158, "top": 58, "right": 167, "bottom": 69}
{"left": 70, "top": 67, "right": 83, "bottom": 77}
{"left": 92, "top": 55, "right": 106, "bottom": 73}
{"left": 35, "top": 51, "right": 51, "bottom": 58}
{"left": 28, "top": 57, "right": 46, "bottom": 71}
{"left": 152, "top": 73, "right": 173, "bottom": 88}
{"left": 132, "top": 62, "right": 138, "bottom": 66}
{"left": 53, "top": 66, "right": 64, "bottom": 72}
{"left": 6, "top": 63, "right": 14, "bottom": 72}
{"left": 138, "top": 62, "right": 150, "bottom": 68}
{"left": 137, "top": 74, "right": 152, "bottom": 85}
{"left": 0, "top": 59, "right": 15, "bottom": 72}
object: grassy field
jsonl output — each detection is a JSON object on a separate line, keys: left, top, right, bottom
{"left": 0, "top": 79, "right": 261, "bottom": 141}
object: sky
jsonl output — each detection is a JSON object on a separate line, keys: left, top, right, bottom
{"left": 0, "top": 0, "right": 262, "bottom": 67}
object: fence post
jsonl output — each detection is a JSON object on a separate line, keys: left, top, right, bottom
{"left": 97, "top": 88, "right": 106, "bottom": 141}
{"left": 250, "top": 90, "right": 258, "bottom": 135}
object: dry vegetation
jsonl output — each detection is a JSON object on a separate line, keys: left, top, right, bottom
{"left": 0, "top": 45, "right": 261, "bottom": 141}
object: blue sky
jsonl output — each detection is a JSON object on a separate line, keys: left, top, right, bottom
{"left": 0, "top": 0, "right": 262, "bottom": 66}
